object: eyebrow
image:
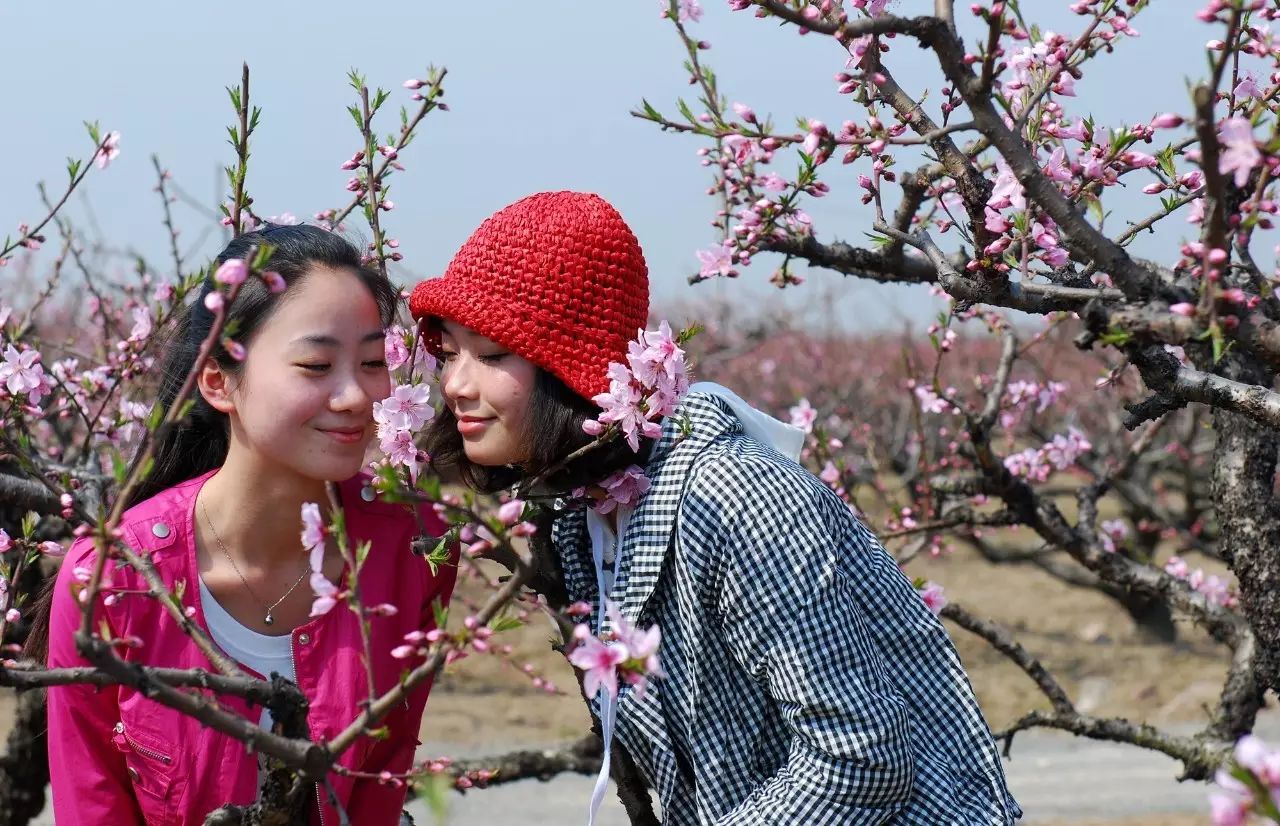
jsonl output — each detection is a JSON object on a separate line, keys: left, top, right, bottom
{"left": 295, "top": 331, "right": 385, "bottom": 346}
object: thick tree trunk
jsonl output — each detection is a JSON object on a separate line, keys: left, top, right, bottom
{"left": 0, "top": 690, "right": 49, "bottom": 826}
{"left": 1210, "top": 352, "right": 1280, "bottom": 692}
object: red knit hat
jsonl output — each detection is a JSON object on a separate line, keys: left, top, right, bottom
{"left": 409, "top": 191, "right": 649, "bottom": 401}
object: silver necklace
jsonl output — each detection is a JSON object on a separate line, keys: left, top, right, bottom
{"left": 201, "top": 501, "right": 310, "bottom": 626}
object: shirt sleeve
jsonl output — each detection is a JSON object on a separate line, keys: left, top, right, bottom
{"left": 46, "top": 537, "right": 147, "bottom": 824}
{"left": 691, "top": 454, "right": 917, "bottom": 825}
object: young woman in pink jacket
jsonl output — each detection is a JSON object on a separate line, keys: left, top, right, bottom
{"left": 34, "top": 225, "right": 456, "bottom": 824}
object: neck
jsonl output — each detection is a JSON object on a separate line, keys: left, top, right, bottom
{"left": 199, "top": 448, "right": 334, "bottom": 568}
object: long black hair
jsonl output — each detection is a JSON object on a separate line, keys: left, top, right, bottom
{"left": 122, "top": 224, "right": 399, "bottom": 509}
{"left": 423, "top": 356, "right": 653, "bottom": 497}
{"left": 25, "top": 225, "right": 398, "bottom": 662}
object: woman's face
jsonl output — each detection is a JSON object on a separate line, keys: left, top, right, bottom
{"left": 203, "top": 265, "right": 391, "bottom": 483}
{"left": 437, "top": 320, "right": 538, "bottom": 467}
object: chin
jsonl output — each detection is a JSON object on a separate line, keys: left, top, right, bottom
{"left": 462, "top": 441, "right": 521, "bottom": 469}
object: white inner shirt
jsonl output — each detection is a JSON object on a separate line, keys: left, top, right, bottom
{"left": 585, "top": 503, "right": 635, "bottom": 607}
{"left": 199, "top": 578, "right": 295, "bottom": 728}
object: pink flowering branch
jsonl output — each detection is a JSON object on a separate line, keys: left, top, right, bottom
{"left": 0, "top": 129, "right": 118, "bottom": 262}
{"left": 326, "top": 67, "right": 447, "bottom": 229}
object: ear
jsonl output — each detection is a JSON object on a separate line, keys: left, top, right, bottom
{"left": 197, "top": 359, "right": 237, "bottom": 415}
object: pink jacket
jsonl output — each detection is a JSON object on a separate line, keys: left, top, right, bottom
{"left": 47, "top": 470, "right": 457, "bottom": 825}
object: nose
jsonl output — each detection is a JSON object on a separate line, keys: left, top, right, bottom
{"left": 330, "top": 371, "right": 373, "bottom": 414}
{"left": 441, "top": 354, "right": 478, "bottom": 407}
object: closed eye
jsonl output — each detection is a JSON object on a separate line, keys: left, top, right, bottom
{"left": 363, "top": 359, "right": 387, "bottom": 369}
{"left": 297, "top": 363, "right": 330, "bottom": 373}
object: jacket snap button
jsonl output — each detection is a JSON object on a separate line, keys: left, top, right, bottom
{"left": 298, "top": 633, "right": 311, "bottom": 645}
{"left": 151, "top": 522, "right": 171, "bottom": 538}
{"left": 127, "top": 766, "right": 141, "bottom": 783}
{"left": 360, "top": 486, "right": 376, "bottom": 502}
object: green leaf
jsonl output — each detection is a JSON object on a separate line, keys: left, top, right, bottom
{"left": 676, "top": 323, "right": 703, "bottom": 346}
{"left": 1098, "top": 327, "right": 1133, "bottom": 346}
{"left": 431, "top": 598, "right": 449, "bottom": 630}
{"left": 348, "top": 105, "right": 364, "bottom": 131}
{"left": 355, "top": 540, "right": 372, "bottom": 567}
{"left": 146, "top": 402, "right": 165, "bottom": 431}
{"left": 110, "top": 449, "right": 128, "bottom": 484}
{"left": 21, "top": 511, "right": 38, "bottom": 539}
{"left": 411, "top": 772, "right": 453, "bottom": 824}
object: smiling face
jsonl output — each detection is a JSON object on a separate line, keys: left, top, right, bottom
{"left": 200, "top": 265, "right": 391, "bottom": 484}
{"left": 437, "top": 320, "right": 539, "bottom": 467}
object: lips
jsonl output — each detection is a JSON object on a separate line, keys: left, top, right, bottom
{"left": 318, "top": 426, "right": 366, "bottom": 445}
{"left": 456, "top": 415, "right": 494, "bottom": 437}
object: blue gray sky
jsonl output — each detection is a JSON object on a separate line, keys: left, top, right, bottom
{"left": 1, "top": 2, "right": 1211, "bottom": 331}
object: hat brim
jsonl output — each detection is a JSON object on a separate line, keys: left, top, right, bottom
{"left": 409, "top": 277, "right": 605, "bottom": 400}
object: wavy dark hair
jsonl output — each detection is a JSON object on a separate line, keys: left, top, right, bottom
{"left": 25, "top": 224, "right": 398, "bottom": 661}
{"left": 423, "top": 357, "right": 653, "bottom": 498}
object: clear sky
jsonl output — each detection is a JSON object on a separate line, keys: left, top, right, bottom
{"left": 1, "top": 2, "right": 1211, "bottom": 332}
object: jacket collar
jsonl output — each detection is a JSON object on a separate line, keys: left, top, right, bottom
{"left": 554, "top": 391, "right": 743, "bottom": 632}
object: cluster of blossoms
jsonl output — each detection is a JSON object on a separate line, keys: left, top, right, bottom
{"left": 567, "top": 601, "right": 663, "bottom": 699}
{"left": 1003, "top": 428, "right": 1092, "bottom": 482}
{"left": 301, "top": 503, "right": 342, "bottom": 617}
{"left": 369, "top": 326, "right": 436, "bottom": 481}
{"left": 1209, "top": 733, "right": 1280, "bottom": 826}
{"left": 582, "top": 322, "right": 691, "bottom": 511}
{"left": 1165, "top": 555, "right": 1238, "bottom": 609}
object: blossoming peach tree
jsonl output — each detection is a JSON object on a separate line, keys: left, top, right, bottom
{"left": 0, "top": 64, "right": 669, "bottom": 825}
{"left": 640, "top": 0, "right": 1280, "bottom": 822}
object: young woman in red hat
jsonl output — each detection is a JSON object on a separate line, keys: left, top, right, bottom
{"left": 411, "top": 191, "right": 1020, "bottom": 825}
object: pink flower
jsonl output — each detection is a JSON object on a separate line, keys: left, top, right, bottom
{"left": 309, "top": 571, "right": 339, "bottom": 617}
{"left": 129, "top": 307, "right": 152, "bottom": 342}
{"left": 94, "top": 132, "right": 121, "bottom": 169}
{"left": 497, "top": 499, "right": 526, "bottom": 526}
{"left": 913, "top": 386, "right": 951, "bottom": 415}
{"left": 1219, "top": 117, "right": 1261, "bottom": 188}
{"left": 378, "top": 428, "right": 426, "bottom": 481}
{"left": 222, "top": 338, "right": 246, "bottom": 362}
{"left": 592, "top": 371, "right": 659, "bottom": 452}
{"left": 261, "top": 271, "right": 286, "bottom": 293}
{"left": 820, "top": 461, "right": 840, "bottom": 485}
{"left": 374, "top": 384, "right": 434, "bottom": 433}
{"left": 675, "top": 0, "right": 703, "bottom": 23}
{"left": 38, "top": 541, "right": 65, "bottom": 557}
{"left": 1169, "top": 302, "right": 1197, "bottom": 317}
{"left": 1233, "top": 73, "right": 1261, "bottom": 100}
{"left": 627, "top": 321, "right": 689, "bottom": 413}
{"left": 1187, "top": 198, "right": 1206, "bottom": 225}
{"left": 300, "top": 502, "right": 325, "bottom": 555}
{"left": 403, "top": 79, "right": 426, "bottom": 90}
{"left": 567, "top": 627, "right": 629, "bottom": 699}
{"left": 0, "top": 345, "right": 51, "bottom": 405}
{"left": 214, "top": 259, "right": 248, "bottom": 287}
{"left": 384, "top": 328, "right": 410, "bottom": 371}
{"left": 1043, "top": 146, "right": 1072, "bottom": 183}
{"left": 0, "top": 530, "right": 10, "bottom": 553}
{"left": 918, "top": 582, "right": 947, "bottom": 615}
{"left": 696, "top": 244, "right": 735, "bottom": 279}
{"left": 789, "top": 398, "right": 817, "bottom": 433}
{"left": 596, "top": 465, "right": 651, "bottom": 515}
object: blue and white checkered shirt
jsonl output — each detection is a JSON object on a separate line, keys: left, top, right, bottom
{"left": 554, "top": 391, "right": 1021, "bottom": 824}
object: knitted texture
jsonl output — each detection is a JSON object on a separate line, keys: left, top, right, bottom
{"left": 409, "top": 191, "right": 649, "bottom": 401}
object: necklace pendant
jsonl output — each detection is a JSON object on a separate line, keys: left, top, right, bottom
{"left": 264, "top": 613, "right": 274, "bottom": 626}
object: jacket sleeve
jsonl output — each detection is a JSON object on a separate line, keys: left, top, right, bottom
{"left": 343, "top": 510, "right": 460, "bottom": 823}
{"left": 46, "top": 537, "right": 146, "bottom": 824}
{"left": 694, "top": 454, "right": 917, "bottom": 826}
